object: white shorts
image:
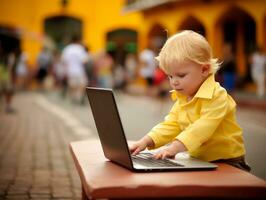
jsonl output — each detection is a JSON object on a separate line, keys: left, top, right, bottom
{"left": 68, "top": 75, "right": 88, "bottom": 88}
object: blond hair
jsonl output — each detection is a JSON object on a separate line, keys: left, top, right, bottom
{"left": 156, "top": 30, "right": 220, "bottom": 74}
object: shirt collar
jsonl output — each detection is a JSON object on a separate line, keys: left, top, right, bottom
{"left": 170, "top": 74, "right": 216, "bottom": 101}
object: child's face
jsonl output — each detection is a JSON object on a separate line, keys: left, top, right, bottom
{"left": 167, "top": 60, "right": 210, "bottom": 99}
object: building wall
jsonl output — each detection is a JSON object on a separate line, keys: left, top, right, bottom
{"left": 140, "top": 0, "right": 266, "bottom": 77}
{"left": 0, "top": 0, "right": 142, "bottom": 66}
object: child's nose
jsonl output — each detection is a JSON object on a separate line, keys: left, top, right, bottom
{"left": 171, "top": 77, "right": 179, "bottom": 85}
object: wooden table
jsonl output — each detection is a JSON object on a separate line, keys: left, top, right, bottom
{"left": 69, "top": 139, "right": 266, "bottom": 199}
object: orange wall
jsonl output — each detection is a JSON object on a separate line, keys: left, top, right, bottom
{"left": 0, "top": 0, "right": 142, "bottom": 66}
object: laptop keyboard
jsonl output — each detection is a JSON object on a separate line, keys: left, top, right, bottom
{"left": 132, "top": 153, "right": 183, "bottom": 167}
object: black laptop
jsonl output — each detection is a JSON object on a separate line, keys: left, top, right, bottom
{"left": 86, "top": 87, "right": 217, "bottom": 172}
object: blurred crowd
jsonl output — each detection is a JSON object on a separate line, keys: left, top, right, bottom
{"left": 0, "top": 35, "right": 170, "bottom": 113}
{"left": 1, "top": 35, "right": 266, "bottom": 113}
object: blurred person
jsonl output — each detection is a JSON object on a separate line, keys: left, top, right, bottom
{"left": 53, "top": 50, "right": 68, "bottom": 98}
{"left": 153, "top": 66, "right": 168, "bottom": 98}
{"left": 139, "top": 47, "right": 157, "bottom": 96}
{"left": 125, "top": 53, "right": 137, "bottom": 84}
{"left": 94, "top": 50, "right": 114, "bottom": 88}
{"left": 61, "top": 35, "right": 88, "bottom": 103}
{"left": 36, "top": 47, "right": 53, "bottom": 90}
{"left": 81, "top": 45, "right": 94, "bottom": 104}
{"left": 83, "top": 46, "right": 94, "bottom": 86}
{"left": 113, "top": 64, "right": 126, "bottom": 89}
{"left": 0, "top": 47, "right": 16, "bottom": 113}
{"left": 53, "top": 50, "right": 65, "bottom": 87}
{"left": 251, "top": 47, "right": 266, "bottom": 98}
{"left": 15, "top": 49, "right": 28, "bottom": 90}
{"left": 130, "top": 30, "right": 250, "bottom": 172}
{"left": 219, "top": 43, "right": 236, "bottom": 92}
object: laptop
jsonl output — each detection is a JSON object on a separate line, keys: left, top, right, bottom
{"left": 86, "top": 87, "right": 217, "bottom": 172}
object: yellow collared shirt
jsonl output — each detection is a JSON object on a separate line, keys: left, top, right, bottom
{"left": 147, "top": 74, "right": 245, "bottom": 161}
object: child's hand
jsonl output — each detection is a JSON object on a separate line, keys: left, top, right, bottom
{"left": 129, "top": 136, "right": 154, "bottom": 155}
{"left": 129, "top": 141, "right": 147, "bottom": 155}
{"left": 153, "top": 140, "right": 187, "bottom": 159}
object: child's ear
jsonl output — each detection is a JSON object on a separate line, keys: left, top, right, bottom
{"left": 201, "top": 64, "right": 210, "bottom": 76}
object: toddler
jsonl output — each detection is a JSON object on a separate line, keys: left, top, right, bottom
{"left": 130, "top": 30, "right": 250, "bottom": 171}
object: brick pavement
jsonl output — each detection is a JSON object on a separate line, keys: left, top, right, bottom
{"left": 0, "top": 92, "right": 90, "bottom": 200}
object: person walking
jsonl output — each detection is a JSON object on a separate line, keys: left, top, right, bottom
{"left": 139, "top": 47, "right": 157, "bottom": 96}
{"left": 61, "top": 35, "right": 89, "bottom": 103}
{"left": 36, "top": 47, "right": 53, "bottom": 90}
{"left": 0, "top": 46, "right": 16, "bottom": 113}
{"left": 220, "top": 43, "right": 236, "bottom": 93}
{"left": 15, "top": 49, "right": 28, "bottom": 90}
{"left": 251, "top": 47, "right": 266, "bottom": 98}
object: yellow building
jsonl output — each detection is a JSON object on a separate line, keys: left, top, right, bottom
{"left": 0, "top": 0, "right": 142, "bottom": 67}
{"left": 0, "top": 0, "right": 265, "bottom": 85}
{"left": 124, "top": 0, "right": 266, "bottom": 84}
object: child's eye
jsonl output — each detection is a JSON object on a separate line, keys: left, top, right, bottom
{"left": 168, "top": 75, "right": 173, "bottom": 79}
{"left": 178, "top": 74, "right": 186, "bottom": 78}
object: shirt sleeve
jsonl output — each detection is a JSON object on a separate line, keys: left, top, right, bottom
{"left": 176, "top": 89, "right": 230, "bottom": 153}
{"left": 147, "top": 102, "right": 181, "bottom": 149}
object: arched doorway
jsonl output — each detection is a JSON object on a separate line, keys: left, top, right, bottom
{"left": 216, "top": 7, "right": 256, "bottom": 84}
{"left": 178, "top": 16, "right": 206, "bottom": 36}
{"left": 44, "top": 16, "right": 83, "bottom": 51}
{"left": 0, "top": 26, "right": 20, "bottom": 56}
{"left": 147, "top": 24, "right": 168, "bottom": 54}
{"left": 106, "top": 28, "right": 138, "bottom": 66}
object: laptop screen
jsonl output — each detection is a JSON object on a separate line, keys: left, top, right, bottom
{"left": 86, "top": 87, "right": 133, "bottom": 169}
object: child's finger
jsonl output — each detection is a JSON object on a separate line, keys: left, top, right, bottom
{"left": 129, "top": 144, "right": 138, "bottom": 153}
{"left": 162, "top": 150, "right": 173, "bottom": 159}
{"left": 132, "top": 147, "right": 141, "bottom": 155}
{"left": 131, "top": 149, "right": 137, "bottom": 155}
{"left": 129, "top": 147, "right": 136, "bottom": 154}
{"left": 162, "top": 152, "right": 169, "bottom": 159}
{"left": 153, "top": 152, "right": 163, "bottom": 159}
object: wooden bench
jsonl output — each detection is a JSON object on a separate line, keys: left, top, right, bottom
{"left": 70, "top": 139, "right": 266, "bottom": 200}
